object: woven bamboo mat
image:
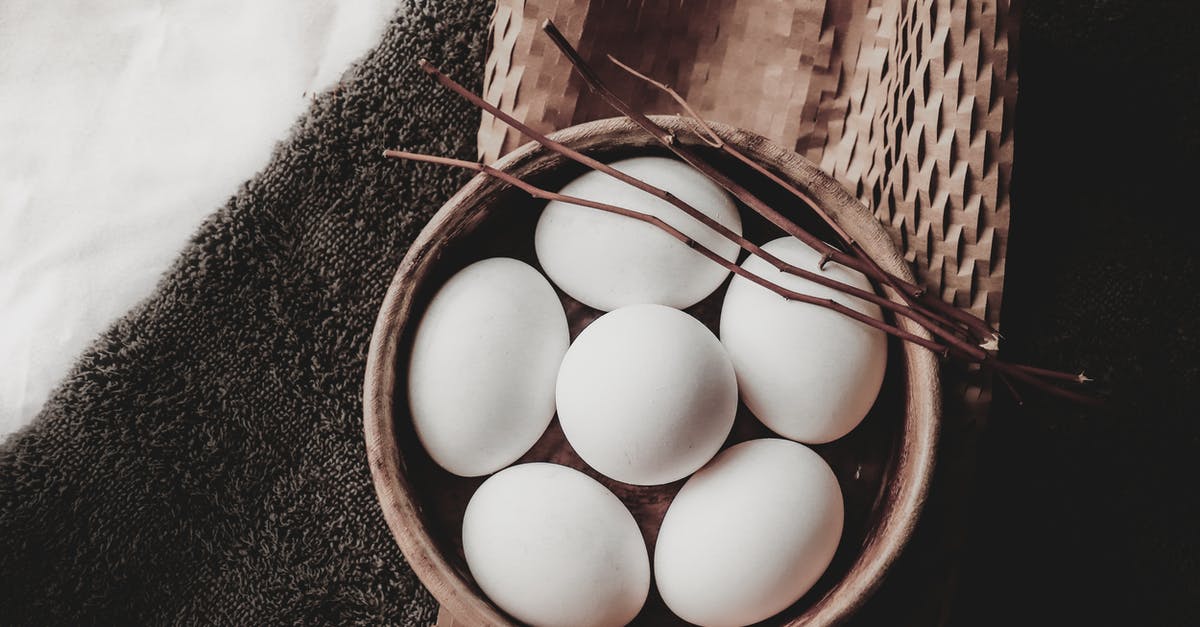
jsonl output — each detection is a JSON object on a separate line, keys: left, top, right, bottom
{"left": 478, "top": 0, "right": 1019, "bottom": 412}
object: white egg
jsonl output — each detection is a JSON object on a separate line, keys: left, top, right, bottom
{"left": 555, "top": 304, "right": 738, "bottom": 485}
{"left": 407, "top": 257, "right": 569, "bottom": 476}
{"left": 654, "top": 439, "right": 844, "bottom": 627}
{"left": 463, "top": 463, "right": 650, "bottom": 627}
{"left": 720, "top": 236, "right": 887, "bottom": 444}
{"left": 534, "top": 156, "right": 742, "bottom": 311}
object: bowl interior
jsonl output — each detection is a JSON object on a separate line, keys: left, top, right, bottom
{"left": 365, "top": 117, "right": 939, "bottom": 626}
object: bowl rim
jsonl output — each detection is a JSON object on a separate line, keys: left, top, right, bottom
{"left": 363, "top": 115, "right": 941, "bottom": 626}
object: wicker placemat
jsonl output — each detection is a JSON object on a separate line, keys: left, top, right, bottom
{"left": 478, "top": 0, "right": 1019, "bottom": 411}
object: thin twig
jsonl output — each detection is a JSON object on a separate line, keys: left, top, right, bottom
{"left": 991, "top": 361, "right": 1104, "bottom": 407}
{"left": 541, "top": 22, "right": 855, "bottom": 267}
{"left": 996, "top": 371, "right": 1025, "bottom": 406}
{"left": 607, "top": 54, "right": 851, "bottom": 244}
{"left": 605, "top": 55, "right": 721, "bottom": 147}
{"left": 604, "top": 54, "right": 1012, "bottom": 349}
{"left": 409, "top": 46, "right": 1099, "bottom": 404}
{"left": 1010, "top": 363, "right": 1093, "bottom": 385}
{"left": 417, "top": 59, "right": 759, "bottom": 276}
{"left": 384, "top": 149, "right": 948, "bottom": 355}
{"left": 415, "top": 58, "right": 974, "bottom": 353}
{"left": 608, "top": 54, "right": 945, "bottom": 333}
{"left": 549, "top": 23, "right": 1003, "bottom": 346}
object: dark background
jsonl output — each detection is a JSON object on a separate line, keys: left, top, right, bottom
{"left": 952, "top": 1, "right": 1200, "bottom": 624}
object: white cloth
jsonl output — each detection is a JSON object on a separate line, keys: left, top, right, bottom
{"left": 0, "top": 0, "right": 401, "bottom": 437}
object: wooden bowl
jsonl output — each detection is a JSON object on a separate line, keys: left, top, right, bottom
{"left": 364, "top": 116, "right": 941, "bottom": 626}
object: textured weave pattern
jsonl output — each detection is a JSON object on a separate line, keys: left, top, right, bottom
{"left": 473, "top": 4, "right": 1019, "bottom": 622}
{"left": 0, "top": 2, "right": 491, "bottom": 623}
{"left": 810, "top": 0, "right": 1016, "bottom": 329}
{"left": 478, "top": 0, "right": 1018, "bottom": 366}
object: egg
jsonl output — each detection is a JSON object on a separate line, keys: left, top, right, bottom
{"left": 555, "top": 304, "right": 738, "bottom": 485}
{"left": 534, "top": 156, "right": 742, "bottom": 311}
{"left": 719, "top": 236, "right": 887, "bottom": 443}
{"left": 407, "top": 257, "right": 569, "bottom": 476}
{"left": 462, "top": 463, "right": 650, "bottom": 627}
{"left": 654, "top": 439, "right": 844, "bottom": 627}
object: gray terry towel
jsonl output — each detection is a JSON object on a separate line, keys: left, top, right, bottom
{"left": 0, "top": 2, "right": 491, "bottom": 624}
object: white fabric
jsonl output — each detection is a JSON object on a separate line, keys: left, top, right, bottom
{"left": 0, "top": 0, "right": 401, "bottom": 437}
